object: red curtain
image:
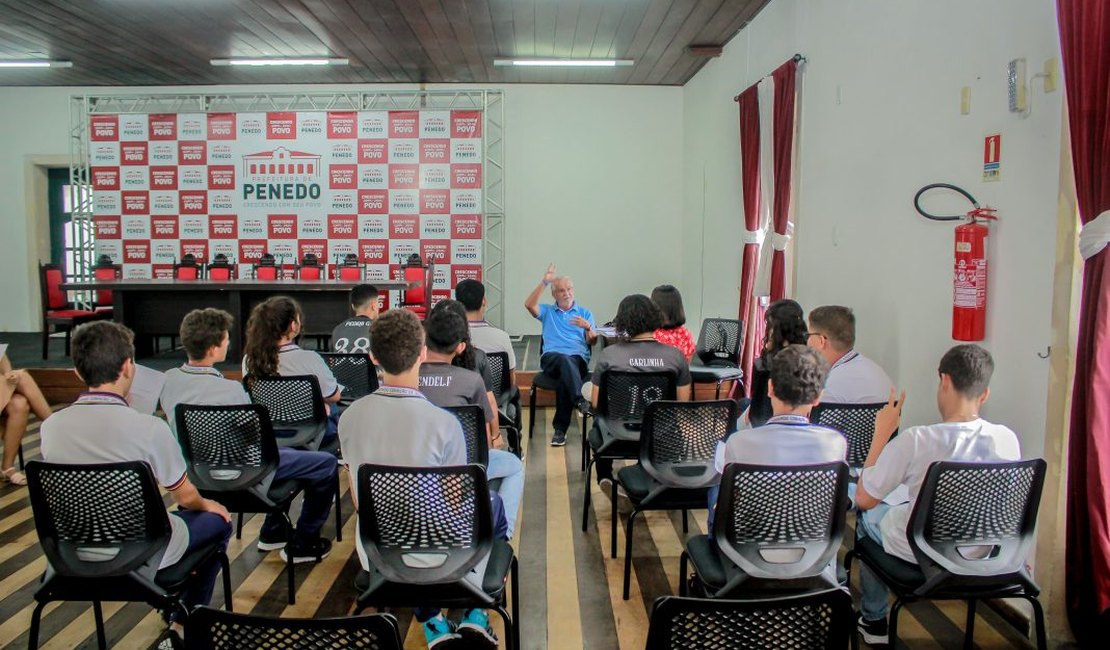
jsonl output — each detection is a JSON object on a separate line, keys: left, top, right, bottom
{"left": 736, "top": 86, "right": 761, "bottom": 395}
{"left": 768, "top": 59, "right": 798, "bottom": 301}
{"left": 1059, "top": 0, "right": 1110, "bottom": 641}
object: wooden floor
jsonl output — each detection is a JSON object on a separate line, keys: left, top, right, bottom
{"left": 0, "top": 408, "right": 1040, "bottom": 649}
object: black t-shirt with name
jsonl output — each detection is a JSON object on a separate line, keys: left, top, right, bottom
{"left": 592, "top": 339, "right": 693, "bottom": 389}
{"left": 418, "top": 362, "right": 495, "bottom": 423}
{"left": 332, "top": 317, "right": 373, "bottom": 353}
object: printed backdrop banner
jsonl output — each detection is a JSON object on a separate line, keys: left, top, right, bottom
{"left": 89, "top": 110, "right": 484, "bottom": 304}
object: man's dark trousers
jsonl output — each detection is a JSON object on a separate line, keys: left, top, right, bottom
{"left": 540, "top": 351, "right": 588, "bottom": 433}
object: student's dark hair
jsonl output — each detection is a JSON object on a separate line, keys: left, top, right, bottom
{"left": 424, "top": 300, "right": 470, "bottom": 356}
{"left": 768, "top": 344, "right": 829, "bottom": 407}
{"left": 763, "top": 299, "right": 808, "bottom": 356}
{"left": 808, "top": 305, "right": 856, "bottom": 351}
{"left": 244, "top": 296, "right": 303, "bottom": 379}
{"left": 180, "top": 308, "right": 233, "bottom": 361}
{"left": 72, "top": 321, "right": 135, "bottom": 388}
{"left": 650, "top": 285, "right": 686, "bottom": 329}
{"left": 613, "top": 294, "right": 664, "bottom": 339}
{"left": 938, "top": 344, "right": 994, "bottom": 398}
{"left": 370, "top": 310, "right": 425, "bottom": 374}
{"left": 349, "top": 284, "right": 379, "bottom": 310}
{"left": 431, "top": 299, "right": 478, "bottom": 370}
{"left": 454, "top": 279, "right": 485, "bottom": 312}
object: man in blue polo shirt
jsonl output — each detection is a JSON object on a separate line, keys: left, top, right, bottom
{"left": 525, "top": 263, "right": 597, "bottom": 446}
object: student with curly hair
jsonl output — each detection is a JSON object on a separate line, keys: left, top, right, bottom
{"left": 747, "top": 299, "right": 809, "bottom": 426}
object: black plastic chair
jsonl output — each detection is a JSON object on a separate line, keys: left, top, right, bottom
{"left": 682, "top": 461, "right": 849, "bottom": 600}
{"left": 615, "top": 399, "right": 738, "bottom": 599}
{"left": 186, "top": 606, "right": 403, "bottom": 649}
{"left": 810, "top": 402, "right": 888, "bottom": 469}
{"left": 527, "top": 337, "right": 562, "bottom": 441}
{"left": 486, "top": 350, "right": 523, "bottom": 456}
{"left": 176, "top": 403, "right": 323, "bottom": 604}
{"left": 352, "top": 463, "right": 519, "bottom": 650}
{"left": 581, "top": 370, "right": 677, "bottom": 537}
{"left": 25, "top": 460, "right": 232, "bottom": 650}
{"left": 320, "top": 352, "right": 380, "bottom": 405}
{"left": 442, "top": 404, "right": 490, "bottom": 469}
{"left": 845, "top": 459, "right": 1048, "bottom": 650}
{"left": 645, "top": 588, "right": 853, "bottom": 650}
{"left": 245, "top": 375, "right": 329, "bottom": 451}
{"left": 689, "top": 318, "right": 745, "bottom": 398}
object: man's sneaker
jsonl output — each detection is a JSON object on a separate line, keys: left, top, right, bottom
{"left": 280, "top": 537, "right": 332, "bottom": 564}
{"left": 457, "top": 608, "right": 498, "bottom": 648}
{"left": 551, "top": 430, "right": 567, "bottom": 446}
{"left": 857, "top": 615, "right": 889, "bottom": 645}
{"left": 423, "top": 613, "right": 462, "bottom": 649}
{"left": 256, "top": 528, "right": 287, "bottom": 552}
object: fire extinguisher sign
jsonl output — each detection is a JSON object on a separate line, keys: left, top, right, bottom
{"left": 983, "top": 133, "right": 1001, "bottom": 182}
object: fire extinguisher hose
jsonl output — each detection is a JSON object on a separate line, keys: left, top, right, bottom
{"left": 913, "top": 183, "right": 979, "bottom": 222}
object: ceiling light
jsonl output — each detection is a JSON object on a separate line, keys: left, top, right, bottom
{"left": 210, "top": 58, "right": 349, "bottom": 67}
{"left": 0, "top": 60, "right": 72, "bottom": 68}
{"left": 493, "top": 58, "right": 633, "bottom": 67}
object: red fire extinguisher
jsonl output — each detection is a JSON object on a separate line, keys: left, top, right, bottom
{"left": 913, "top": 184, "right": 998, "bottom": 342}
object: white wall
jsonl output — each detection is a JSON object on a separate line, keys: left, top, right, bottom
{"left": 682, "top": 0, "right": 1063, "bottom": 455}
{"left": 0, "top": 83, "right": 684, "bottom": 335}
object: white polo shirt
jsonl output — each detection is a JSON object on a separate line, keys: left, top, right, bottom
{"left": 859, "top": 418, "right": 1021, "bottom": 563}
{"left": 40, "top": 392, "right": 191, "bottom": 568}
{"left": 159, "top": 364, "right": 249, "bottom": 435}
{"left": 821, "top": 351, "right": 893, "bottom": 404}
{"left": 715, "top": 414, "right": 848, "bottom": 473}
{"left": 468, "top": 320, "right": 516, "bottom": 370}
{"left": 243, "top": 344, "right": 340, "bottom": 399}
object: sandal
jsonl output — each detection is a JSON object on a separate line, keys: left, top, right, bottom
{"left": 1, "top": 466, "right": 26, "bottom": 486}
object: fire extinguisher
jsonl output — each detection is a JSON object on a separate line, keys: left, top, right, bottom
{"left": 913, "top": 183, "right": 998, "bottom": 342}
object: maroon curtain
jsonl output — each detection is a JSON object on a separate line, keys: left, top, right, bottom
{"left": 768, "top": 59, "right": 798, "bottom": 301}
{"left": 1060, "top": 0, "right": 1110, "bottom": 642}
{"left": 735, "top": 85, "right": 761, "bottom": 395}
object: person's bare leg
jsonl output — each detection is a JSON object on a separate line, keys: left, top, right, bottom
{"left": 11, "top": 370, "right": 51, "bottom": 422}
{"left": 0, "top": 355, "right": 11, "bottom": 374}
{"left": 2, "top": 394, "right": 29, "bottom": 471}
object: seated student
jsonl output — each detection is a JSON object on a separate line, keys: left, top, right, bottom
{"left": 651, "top": 285, "right": 696, "bottom": 361}
{"left": 243, "top": 296, "right": 343, "bottom": 439}
{"left": 854, "top": 344, "right": 1021, "bottom": 645}
{"left": 0, "top": 352, "right": 52, "bottom": 485}
{"left": 160, "top": 308, "right": 336, "bottom": 563}
{"left": 807, "top": 305, "right": 893, "bottom": 403}
{"left": 419, "top": 306, "right": 526, "bottom": 540}
{"left": 588, "top": 294, "right": 692, "bottom": 488}
{"left": 747, "top": 299, "right": 809, "bottom": 427}
{"left": 432, "top": 299, "right": 497, "bottom": 402}
{"left": 457, "top": 279, "right": 516, "bottom": 385}
{"left": 339, "top": 309, "right": 506, "bottom": 649}
{"left": 708, "top": 345, "right": 846, "bottom": 535}
{"left": 39, "top": 321, "right": 232, "bottom": 644}
{"left": 331, "top": 284, "right": 380, "bottom": 354}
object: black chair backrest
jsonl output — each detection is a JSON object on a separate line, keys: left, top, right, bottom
{"left": 186, "top": 606, "right": 403, "bottom": 650}
{"left": 245, "top": 374, "right": 328, "bottom": 449}
{"left": 809, "top": 402, "right": 886, "bottom": 467}
{"left": 175, "top": 403, "right": 279, "bottom": 493}
{"left": 714, "top": 462, "right": 849, "bottom": 585}
{"left": 694, "top": 318, "right": 743, "bottom": 367}
{"left": 639, "top": 400, "right": 738, "bottom": 489}
{"left": 645, "top": 588, "right": 853, "bottom": 650}
{"left": 909, "top": 459, "right": 1046, "bottom": 592}
{"left": 320, "top": 352, "right": 379, "bottom": 401}
{"left": 26, "top": 460, "right": 171, "bottom": 577}
{"left": 485, "top": 351, "right": 513, "bottom": 400}
{"left": 357, "top": 463, "right": 492, "bottom": 584}
{"left": 597, "top": 370, "right": 678, "bottom": 424}
{"left": 442, "top": 404, "right": 489, "bottom": 468}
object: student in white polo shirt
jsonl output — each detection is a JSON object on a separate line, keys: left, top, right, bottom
{"left": 39, "top": 321, "right": 232, "bottom": 644}
{"left": 160, "top": 308, "right": 336, "bottom": 564}
{"left": 807, "top": 305, "right": 893, "bottom": 403}
{"left": 457, "top": 279, "right": 516, "bottom": 385}
{"left": 331, "top": 284, "right": 379, "bottom": 353}
{"left": 853, "top": 344, "right": 1021, "bottom": 645}
{"left": 339, "top": 309, "right": 506, "bottom": 650}
{"left": 418, "top": 304, "right": 525, "bottom": 540}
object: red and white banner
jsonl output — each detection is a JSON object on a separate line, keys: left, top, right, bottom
{"left": 90, "top": 110, "right": 484, "bottom": 299}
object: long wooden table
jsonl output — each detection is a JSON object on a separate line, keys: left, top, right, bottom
{"left": 61, "top": 278, "right": 413, "bottom": 358}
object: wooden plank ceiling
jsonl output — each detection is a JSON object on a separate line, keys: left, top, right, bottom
{"left": 0, "top": 0, "right": 770, "bottom": 87}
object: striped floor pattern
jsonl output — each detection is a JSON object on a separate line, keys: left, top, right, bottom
{"left": 0, "top": 408, "right": 1038, "bottom": 649}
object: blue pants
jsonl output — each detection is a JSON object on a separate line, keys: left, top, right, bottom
{"left": 171, "top": 510, "right": 232, "bottom": 616}
{"left": 260, "top": 448, "right": 337, "bottom": 543}
{"left": 858, "top": 502, "right": 894, "bottom": 620}
{"left": 488, "top": 449, "right": 524, "bottom": 539}
{"left": 540, "top": 352, "right": 588, "bottom": 433}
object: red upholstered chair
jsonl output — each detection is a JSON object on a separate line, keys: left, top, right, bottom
{"left": 338, "top": 254, "right": 363, "bottom": 282}
{"left": 296, "top": 253, "right": 323, "bottom": 281}
{"left": 253, "top": 253, "right": 279, "bottom": 281}
{"left": 207, "top": 255, "right": 236, "bottom": 281}
{"left": 39, "top": 262, "right": 110, "bottom": 359}
{"left": 399, "top": 255, "right": 433, "bottom": 320}
{"left": 92, "top": 257, "right": 121, "bottom": 312}
{"left": 173, "top": 254, "right": 202, "bottom": 280}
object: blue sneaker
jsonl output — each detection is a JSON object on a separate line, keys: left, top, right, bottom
{"left": 457, "top": 608, "right": 498, "bottom": 648}
{"left": 423, "top": 614, "right": 462, "bottom": 649}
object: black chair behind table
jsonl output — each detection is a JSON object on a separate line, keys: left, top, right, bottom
{"left": 614, "top": 399, "right": 738, "bottom": 599}
{"left": 186, "top": 607, "right": 404, "bottom": 650}
{"left": 320, "top": 352, "right": 379, "bottom": 405}
{"left": 442, "top": 404, "right": 490, "bottom": 469}
{"left": 39, "top": 261, "right": 111, "bottom": 359}
{"left": 175, "top": 403, "right": 309, "bottom": 604}
{"left": 353, "top": 463, "right": 519, "bottom": 650}
{"left": 644, "top": 588, "right": 854, "bottom": 650}
{"left": 689, "top": 317, "right": 745, "bottom": 398}
{"left": 845, "top": 459, "right": 1048, "bottom": 650}
{"left": 682, "top": 462, "right": 849, "bottom": 601}
{"left": 810, "top": 402, "right": 889, "bottom": 469}
{"left": 581, "top": 370, "right": 677, "bottom": 535}
{"left": 486, "top": 350, "right": 522, "bottom": 456}
{"left": 25, "top": 460, "right": 232, "bottom": 650}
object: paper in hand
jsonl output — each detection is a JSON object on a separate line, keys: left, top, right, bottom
{"left": 127, "top": 364, "right": 167, "bottom": 415}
